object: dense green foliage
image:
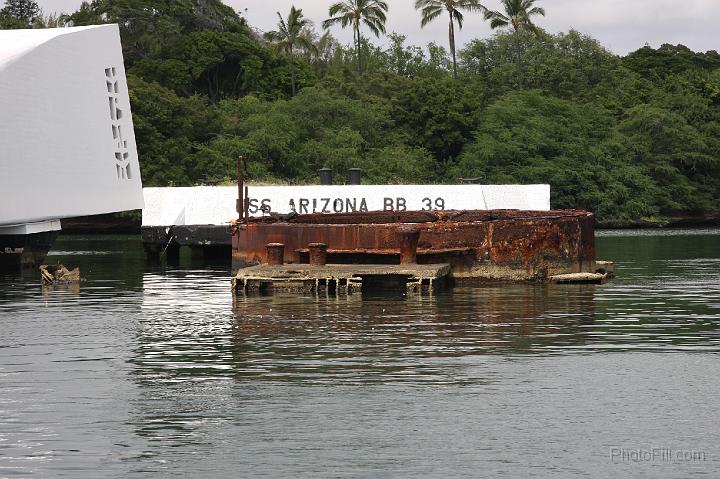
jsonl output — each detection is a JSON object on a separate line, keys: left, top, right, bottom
{"left": 0, "top": 0, "right": 39, "bottom": 27}
{"left": 2, "top": 0, "right": 719, "bottom": 225}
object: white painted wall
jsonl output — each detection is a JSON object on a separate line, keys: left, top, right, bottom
{"left": 142, "top": 185, "right": 551, "bottom": 226}
{"left": 0, "top": 25, "right": 143, "bottom": 227}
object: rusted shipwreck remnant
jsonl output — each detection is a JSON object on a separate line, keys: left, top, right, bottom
{"left": 232, "top": 209, "right": 607, "bottom": 294}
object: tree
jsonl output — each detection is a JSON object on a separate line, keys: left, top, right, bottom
{"left": 0, "top": 0, "right": 40, "bottom": 26}
{"left": 484, "top": 0, "right": 545, "bottom": 87}
{"left": 62, "top": 0, "right": 246, "bottom": 65}
{"left": 618, "top": 104, "right": 717, "bottom": 212}
{"left": 33, "top": 12, "right": 71, "bottom": 28}
{"left": 127, "top": 75, "right": 223, "bottom": 186}
{"left": 304, "top": 30, "right": 338, "bottom": 77}
{"left": 131, "top": 29, "right": 294, "bottom": 102}
{"left": 450, "top": 90, "right": 662, "bottom": 223}
{"left": 414, "top": 0, "right": 486, "bottom": 79}
{"left": 265, "top": 6, "right": 316, "bottom": 96}
{"left": 0, "top": 13, "right": 26, "bottom": 28}
{"left": 323, "top": 0, "right": 389, "bottom": 74}
{"left": 460, "top": 30, "right": 620, "bottom": 98}
{"left": 624, "top": 44, "right": 720, "bottom": 79}
{"left": 60, "top": 1, "right": 102, "bottom": 27}
{"left": 484, "top": 0, "right": 545, "bottom": 33}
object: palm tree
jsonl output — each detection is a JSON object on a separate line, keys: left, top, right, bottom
{"left": 485, "top": 0, "right": 545, "bottom": 88}
{"left": 264, "top": 6, "right": 316, "bottom": 96}
{"left": 297, "top": 30, "right": 337, "bottom": 76}
{"left": 323, "top": 0, "right": 388, "bottom": 74}
{"left": 415, "top": 0, "right": 486, "bottom": 79}
{"left": 484, "top": 0, "right": 545, "bottom": 33}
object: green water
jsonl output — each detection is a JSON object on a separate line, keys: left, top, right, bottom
{"left": 0, "top": 230, "right": 719, "bottom": 478}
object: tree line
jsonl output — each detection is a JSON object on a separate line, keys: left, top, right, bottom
{"left": 1, "top": 0, "right": 719, "bottom": 226}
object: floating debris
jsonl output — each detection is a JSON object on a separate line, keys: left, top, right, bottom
{"left": 40, "top": 264, "right": 83, "bottom": 286}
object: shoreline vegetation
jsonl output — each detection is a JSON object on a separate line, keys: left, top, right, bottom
{"left": 2, "top": 0, "right": 719, "bottom": 227}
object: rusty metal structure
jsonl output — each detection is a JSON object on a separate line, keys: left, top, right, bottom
{"left": 308, "top": 243, "right": 328, "bottom": 266}
{"left": 265, "top": 243, "right": 285, "bottom": 266}
{"left": 232, "top": 209, "right": 597, "bottom": 282}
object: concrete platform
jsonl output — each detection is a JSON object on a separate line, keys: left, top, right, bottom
{"left": 233, "top": 263, "right": 451, "bottom": 295}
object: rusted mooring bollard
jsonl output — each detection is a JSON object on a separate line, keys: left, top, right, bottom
{"left": 266, "top": 243, "right": 285, "bottom": 266}
{"left": 396, "top": 225, "right": 421, "bottom": 264}
{"left": 308, "top": 243, "right": 328, "bottom": 266}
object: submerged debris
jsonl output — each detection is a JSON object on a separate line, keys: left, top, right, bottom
{"left": 549, "top": 262, "right": 615, "bottom": 284}
{"left": 40, "top": 264, "right": 83, "bottom": 286}
{"left": 548, "top": 272, "right": 608, "bottom": 284}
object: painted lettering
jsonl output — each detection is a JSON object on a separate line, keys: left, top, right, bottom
{"left": 360, "top": 198, "right": 368, "bottom": 212}
{"left": 333, "top": 198, "right": 344, "bottom": 213}
{"left": 299, "top": 198, "right": 309, "bottom": 214}
{"left": 396, "top": 197, "right": 406, "bottom": 211}
{"left": 260, "top": 199, "right": 271, "bottom": 214}
{"left": 321, "top": 198, "right": 331, "bottom": 213}
{"left": 345, "top": 198, "right": 357, "bottom": 212}
{"left": 384, "top": 197, "right": 394, "bottom": 211}
{"left": 422, "top": 197, "right": 446, "bottom": 211}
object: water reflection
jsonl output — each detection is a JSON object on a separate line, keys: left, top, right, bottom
{"left": 230, "top": 284, "right": 598, "bottom": 370}
{"left": 131, "top": 268, "right": 601, "bottom": 386}
{"left": 126, "top": 230, "right": 720, "bottom": 385}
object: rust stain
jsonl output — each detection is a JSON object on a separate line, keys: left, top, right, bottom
{"left": 233, "top": 209, "right": 596, "bottom": 279}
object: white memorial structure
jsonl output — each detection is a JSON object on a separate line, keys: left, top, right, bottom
{"left": 140, "top": 183, "right": 550, "bottom": 261}
{"left": 142, "top": 184, "right": 550, "bottom": 227}
{"left": 0, "top": 25, "right": 143, "bottom": 266}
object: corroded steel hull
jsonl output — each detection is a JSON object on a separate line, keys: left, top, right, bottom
{"left": 232, "top": 209, "right": 596, "bottom": 282}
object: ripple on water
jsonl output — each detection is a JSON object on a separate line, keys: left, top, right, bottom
{"left": 1, "top": 233, "right": 720, "bottom": 477}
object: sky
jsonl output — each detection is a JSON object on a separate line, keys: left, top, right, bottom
{"left": 33, "top": 0, "right": 720, "bottom": 55}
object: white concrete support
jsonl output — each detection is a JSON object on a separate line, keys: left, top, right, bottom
{"left": 142, "top": 185, "right": 551, "bottom": 227}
